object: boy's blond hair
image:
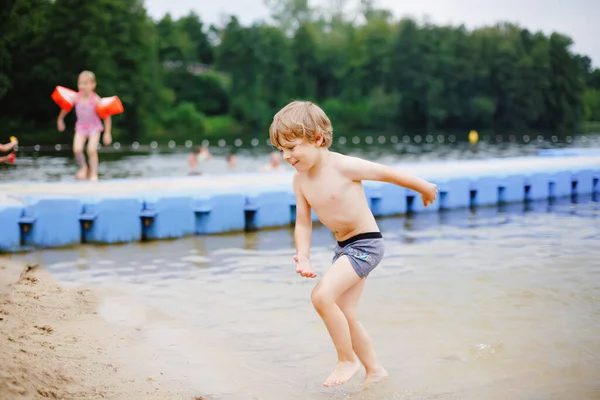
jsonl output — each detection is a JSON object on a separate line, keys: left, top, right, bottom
{"left": 269, "top": 100, "right": 333, "bottom": 148}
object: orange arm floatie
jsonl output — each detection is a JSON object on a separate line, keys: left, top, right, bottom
{"left": 51, "top": 86, "right": 77, "bottom": 112}
{"left": 96, "top": 96, "right": 124, "bottom": 119}
{"left": 51, "top": 86, "right": 124, "bottom": 118}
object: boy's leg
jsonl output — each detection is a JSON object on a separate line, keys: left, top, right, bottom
{"left": 86, "top": 132, "right": 101, "bottom": 181}
{"left": 73, "top": 133, "right": 88, "bottom": 180}
{"left": 336, "top": 278, "right": 388, "bottom": 386}
{"left": 311, "top": 255, "right": 362, "bottom": 387}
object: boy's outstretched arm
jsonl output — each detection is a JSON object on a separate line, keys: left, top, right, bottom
{"left": 341, "top": 155, "right": 438, "bottom": 206}
{"left": 293, "top": 173, "right": 316, "bottom": 278}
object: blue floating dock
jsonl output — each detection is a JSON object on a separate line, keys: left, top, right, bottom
{"left": 17, "top": 196, "right": 82, "bottom": 249}
{"left": 0, "top": 154, "right": 598, "bottom": 253}
{"left": 80, "top": 196, "right": 143, "bottom": 244}
{"left": 538, "top": 148, "right": 600, "bottom": 158}
{"left": 0, "top": 203, "right": 23, "bottom": 252}
{"left": 194, "top": 191, "right": 246, "bottom": 235}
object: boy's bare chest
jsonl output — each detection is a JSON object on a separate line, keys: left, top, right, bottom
{"left": 301, "top": 175, "right": 352, "bottom": 209}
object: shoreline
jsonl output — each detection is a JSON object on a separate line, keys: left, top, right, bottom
{"left": 0, "top": 258, "right": 204, "bottom": 400}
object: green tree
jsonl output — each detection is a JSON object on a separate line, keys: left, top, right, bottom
{"left": 0, "top": 0, "right": 596, "bottom": 142}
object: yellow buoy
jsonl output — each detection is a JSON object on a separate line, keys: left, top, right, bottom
{"left": 10, "top": 136, "right": 17, "bottom": 142}
{"left": 468, "top": 130, "right": 479, "bottom": 145}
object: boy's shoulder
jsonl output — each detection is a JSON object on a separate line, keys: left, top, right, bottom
{"left": 324, "top": 151, "right": 349, "bottom": 168}
{"left": 330, "top": 151, "right": 361, "bottom": 162}
{"left": 330, "top": 152, "right": 366, "bottom": 172}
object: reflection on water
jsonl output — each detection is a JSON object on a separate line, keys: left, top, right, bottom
{"left": 1, "top": 133, "right": 599, "bottom": 182}
{"left": 7, "top": 197, "right": 600, "bottom": 400}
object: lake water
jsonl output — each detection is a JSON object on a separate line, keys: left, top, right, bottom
{"left": 7, "top": 196, "right": 600, "bottom": 400}
{"left": 1, "top": 132, "right": 599, "bottom": 182}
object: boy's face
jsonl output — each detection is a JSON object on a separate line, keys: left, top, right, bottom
{"left": 277, "top": 136, "right": 323, "bottom": 172}
{"left": 78, "top": 76, "right": 96, "bottom": 94}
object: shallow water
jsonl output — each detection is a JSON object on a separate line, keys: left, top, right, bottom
{"left": 1, "top": 132, "right": 598, "bottom": 182}
{"left": 7, "top": 197, "right": 600, "bottom": 400}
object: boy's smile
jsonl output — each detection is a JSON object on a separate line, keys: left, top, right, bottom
{"left": 279, "top": 137, "right": 324, "bottom": 172}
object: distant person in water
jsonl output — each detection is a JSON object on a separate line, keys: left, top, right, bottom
{"left": 259, "top": 151, "right": 286, "bottom": 172}
{"left": 188, "top": 145, "right": 212, "bottom": 175}
{"left": 227, "top": 152, "right": 237, "bottom": 169}
{"left": 0, "top": 137, "right": 18, "bottom": 164}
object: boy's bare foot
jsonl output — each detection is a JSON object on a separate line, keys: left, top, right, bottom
{"left": 89, "top": 174, "right": 98, "bottom": 182}
{"left": 323, "top": 360, "right": 361, "bottom": 387}
{"left": 75, "top": 166, "right": 88, "bottom": 180}
{"left": 363, "top": 367, "right": 388, "bottom": 388}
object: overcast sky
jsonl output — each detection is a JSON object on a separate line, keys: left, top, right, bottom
{"left": 144, "top": 0, "right": 599, "bottom": 67}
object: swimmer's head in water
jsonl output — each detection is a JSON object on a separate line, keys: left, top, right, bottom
{"left": 227, "top": 153, "right": 237, "bottom": 167}
{"left": 77, "top": 70, "right": 96, "bottom": 94}
{"left": 270, "top": 151, "right": 282, "bottom": 165}
{"left": 269, "top": 100, "right": 333, "bottom": 149}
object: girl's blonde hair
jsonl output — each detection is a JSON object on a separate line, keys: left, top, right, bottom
{"left": 78, "top": 70, "right": 96, "bottom": 82}
{"left": 269, "top": 100, "right": 333, "bottom": 148}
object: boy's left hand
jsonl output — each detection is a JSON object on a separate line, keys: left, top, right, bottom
{"left": 103, "top": 132, "right": 112, "bottom": 146}
{"left": 422, "top": 182, "right": 438, "bottom": 207}
{"left": 293, "top": 255, "right": 317, "bottom": 278}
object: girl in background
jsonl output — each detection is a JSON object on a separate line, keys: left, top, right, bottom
{"left": 57, "top": 71, "right": 112, "bottom": 181}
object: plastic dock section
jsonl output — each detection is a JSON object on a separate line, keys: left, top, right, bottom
{"left": 1, "top": 153, "right": 599, "bottom": 253}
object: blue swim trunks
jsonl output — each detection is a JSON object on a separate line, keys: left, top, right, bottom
{"left": 332, "top": 232, "right": 385, "bottom": 278}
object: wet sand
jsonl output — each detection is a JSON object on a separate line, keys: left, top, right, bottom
{"left": 0, "top": 259, "right": 203, "bottom": 400}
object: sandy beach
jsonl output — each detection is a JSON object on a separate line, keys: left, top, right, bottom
{"left": 0, "top": 258, "right": 203, "bottom": 400}
{"left": 2, "top": 197, "right": 599, "bottom": 400}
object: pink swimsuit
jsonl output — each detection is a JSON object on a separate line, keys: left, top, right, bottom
{"left": 74, "top": 93, "right": 103, "bottom": 137}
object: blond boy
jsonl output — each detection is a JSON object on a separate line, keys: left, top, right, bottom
{"left": 269, "top": 100, "right": 438, "bottom": 387}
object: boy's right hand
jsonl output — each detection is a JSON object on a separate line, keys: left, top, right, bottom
{"left": 57, "top": 119, "right": 65, "bottom": 132}
{"left": 421, "top": 182, "right": 439, "bottom": 207}
{"left": 293, "top": 255, "right": 317, "bottom": 278}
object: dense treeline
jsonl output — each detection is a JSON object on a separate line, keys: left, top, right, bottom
{"left": 1, "top": 0, "right": 599, "bottom": 145}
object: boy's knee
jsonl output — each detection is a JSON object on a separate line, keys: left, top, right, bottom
{"left": 311, "top": 287, "right": 333, "bottom": 312}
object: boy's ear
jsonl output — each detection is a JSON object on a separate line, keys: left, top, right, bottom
{"left": 315, "top": 134, "right": 323, "bottom": 146}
